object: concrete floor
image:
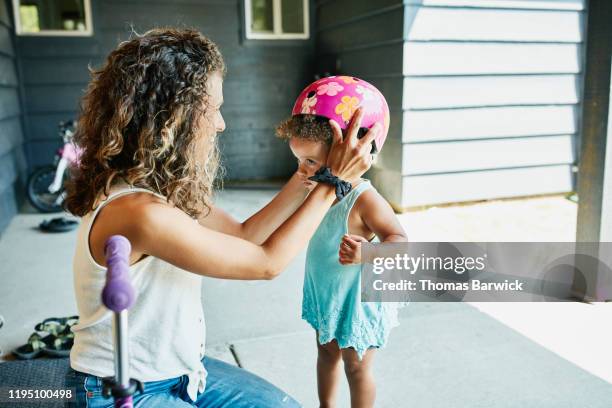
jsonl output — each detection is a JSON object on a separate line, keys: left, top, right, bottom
{"left": 1, "top": 189, "right": 611, "bottom": 407}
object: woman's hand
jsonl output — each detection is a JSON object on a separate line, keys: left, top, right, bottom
{"left": 299, "top": 169, "right": 317, "bottom": 192}
{"left": 326, "top": 107, "right": 380, "bottom": 182}
{"left": 338, "top": 234, "right": 368, "bottom": 265}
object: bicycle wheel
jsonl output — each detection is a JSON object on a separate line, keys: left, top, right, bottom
{"left": 26, "top": 165, "right": 65, "bottom": 213}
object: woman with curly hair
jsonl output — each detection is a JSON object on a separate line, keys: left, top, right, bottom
{"left": 62, "top": 28, "right": 379, "bottom": 407}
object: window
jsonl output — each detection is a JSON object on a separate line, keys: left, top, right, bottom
{"left": 13, "top": 0, "right": 93, "bottom": 36}
{"left": 245, "top": 0, "right": 309, "bottom": 40}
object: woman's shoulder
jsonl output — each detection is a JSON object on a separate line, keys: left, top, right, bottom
{"left": 107, "top": 191, "right": 167, "bottom": 215}
{"left": 89, "top": 188, "right": 184, "bottom": 266}
{"left": 92, "top": 180, "right": 164, "bottom": 207}
{"left": 99, "top": 190, "right": 178, "bottom": 230}
{"left": 92, "top": 181, "right": 172, "bottom": 222}
{"left": 90, "top": 188, "right": 168, "bottom": 228}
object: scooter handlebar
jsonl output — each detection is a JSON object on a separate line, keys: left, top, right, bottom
{"left": 102, "top": 235, "right": 135, "bottom": 312}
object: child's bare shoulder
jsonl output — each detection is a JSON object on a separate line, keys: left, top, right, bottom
{"left": 345, "top": 184, "right": 395, "bottom": 239}
{"left": 354, "top": 186, "right": 392, "bottom": 216}
{"left": 348, "top": 184, "right": 396, "bottom": 236}
{"left": 350, "top": 183, "right": 407, "bottom": 241}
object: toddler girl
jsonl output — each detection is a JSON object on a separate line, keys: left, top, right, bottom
{"left": 276, "top": 76, "right": 409, "bottom": 408}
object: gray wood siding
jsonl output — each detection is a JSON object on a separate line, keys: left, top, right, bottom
{"left": 13, "top": 0, "right": 585, "bottom": 209}
{"left": 16, "top": 0, "right": 314, "bottom": 180}
{"left": 400, "top": 0, "right": 585, "bottom": 207}
{"left": 315, "top": 0, "right": 406, "bottom": 205}
{"left": 0, "top": 0, "right": 26, "bottom": 235}
{"left": 315, "top": 0, "right": 584, "bottom": 209}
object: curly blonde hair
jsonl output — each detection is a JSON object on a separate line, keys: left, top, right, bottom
{"left": 65, "top": 27, "right": 225, "bottom": 218}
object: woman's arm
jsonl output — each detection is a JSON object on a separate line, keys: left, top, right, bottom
{"left": 120, "top": 182, "right": 337, "bottom": 280}
{"left": 197, "top": 172, "right": 309, "bottom": 244}
{"left": 101, "top": 108, "right": 380, "bottom": 280}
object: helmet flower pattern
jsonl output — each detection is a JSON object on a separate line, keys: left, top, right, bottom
{"left": 301, "top": 95, "right": 317, "bottom": 114}
{"left": 316, "top": 81, "right": 343, "bottom": 96}
{"left": 338, "top": 76, "right": 358, "bottom": 84}
{"left": 335, "top": 95, "right": 360, "bottom": 123}
{"left": 356, "top": 85, "right": 374, "bottom": 101}
{"left": 357, "top": 85, "right": 382, "bottom": 114}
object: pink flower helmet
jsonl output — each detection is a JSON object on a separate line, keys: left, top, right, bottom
{"left": 291, "top": 75, "right": 390, "bottom": 153}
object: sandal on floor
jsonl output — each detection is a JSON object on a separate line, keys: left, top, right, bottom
{"left": 12, "top": 315, "right": 79, "bottom": 359}
{"left": 43, "top": 330, "right": 74, "bottom": 358}
{"left": 34, "top": 316, "right": 78, "bottom": 335}
{"left": 41, "top": 315, "right": 78, "bottom": 358}
{"left": 12, "top": 332, "right": 55, "bottom": 360}
{"left": 35, "top": 316, "right": 79, "bottom": 331}
{"left": 39, "top": 217, "right": 79, "bottom": 233}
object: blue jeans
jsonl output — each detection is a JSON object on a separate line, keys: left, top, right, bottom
{"left": 64, "top": 356, "right": 302, "bottom": 407}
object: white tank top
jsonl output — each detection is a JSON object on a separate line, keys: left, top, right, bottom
{"left": 69, "top": 182, "right": 206, "bottom": 402}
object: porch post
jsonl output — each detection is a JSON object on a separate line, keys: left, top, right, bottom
{"left": 573, "top": 0, "right": 612, "bottom": 301}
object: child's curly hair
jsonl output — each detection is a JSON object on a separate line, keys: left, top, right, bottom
{"left": 275, "top": 114, "right": 334, "bottom": 145}
{"left": 65, "top": 27, "right": 225, "bottom": 218}
{"left": 276, "top": 114, "right": 370, "bottom": 148}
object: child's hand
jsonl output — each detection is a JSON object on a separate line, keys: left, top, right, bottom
{"left": 338, "top": 234, "right": 368, "bottom": 265}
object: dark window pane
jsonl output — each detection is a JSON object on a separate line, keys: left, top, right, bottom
{"left": 19, "top": 0, "right": 87, "bottom": 32}
{"left": 251, "top": 0, "right": 274, "bottom": 33}
{"left": 281, "top": 0, "right": 304, "bottom": 34}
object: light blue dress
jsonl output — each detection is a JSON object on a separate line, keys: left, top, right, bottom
{"left": 302, "top": 179, "right": 406, "bottom": 359}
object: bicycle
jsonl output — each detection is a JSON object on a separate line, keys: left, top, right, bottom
{"left": 26, "top": 120, "right": 83, "bottom": 213}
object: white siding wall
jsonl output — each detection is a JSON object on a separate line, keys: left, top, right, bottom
{"left": 400, "top": 0, "right": 585, "bottom": 207}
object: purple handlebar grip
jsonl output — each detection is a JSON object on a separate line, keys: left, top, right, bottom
{"left": 102, "top": 235, "right": 135, "bottom": 312}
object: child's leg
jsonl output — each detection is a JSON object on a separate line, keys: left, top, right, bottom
{"left": 316, "top": 332, "right": 343, "bottom": 408}
{"left": 341, "top": 347, "right": 377, "bottom": 408}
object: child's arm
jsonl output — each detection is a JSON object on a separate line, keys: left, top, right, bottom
{"left": 197, "top": 171, "right": 309, "bottom": 245}
{"left": 358, "top": 189, "right": 408, "bottom": 243}
{"left": 339, "top": 190, "right": 408, "bottom": 265}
